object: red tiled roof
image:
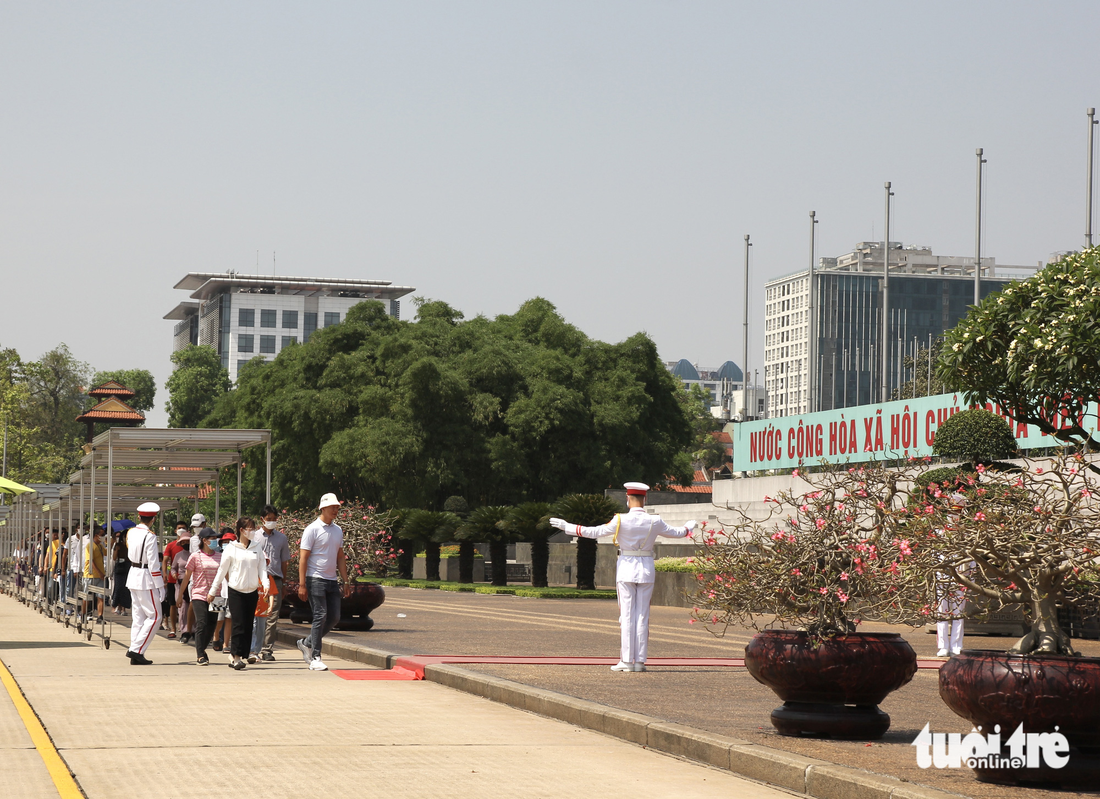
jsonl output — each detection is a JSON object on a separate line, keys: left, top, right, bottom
{"left": 88, "top": 381, "right": 136, "bottom": 398}
{"left": 76, "top": 409, "right": 145, "bottom": 421}
{"left": 669, "top": 484, "right": 712, "bottom": 494}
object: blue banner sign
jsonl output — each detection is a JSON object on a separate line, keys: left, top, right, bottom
{"left": 732, "top": 393, "right": 1099, "bottom": 471}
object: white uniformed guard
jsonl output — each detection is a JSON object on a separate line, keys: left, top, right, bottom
{"left": 126, "top": 502, "right": 165, "bottom": 665}
{"left": 550, "top": 483, "right": 696, "bottom": 672}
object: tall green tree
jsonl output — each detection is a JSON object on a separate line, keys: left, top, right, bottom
{"left": 22, "top": 344, "right": 89, "bottom": 480}
{"left": 166, "top": 345, "right": 231, "bottom": 428}
{"left": 0, "top": 345, "right": 77, "bottom": 484}
{"left": 937, "top": 247, "right": 1100, "bottom": 452}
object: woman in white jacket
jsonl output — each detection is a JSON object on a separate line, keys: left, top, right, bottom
{"left": 207, "top": 517, "right": 268, "bottom": 670}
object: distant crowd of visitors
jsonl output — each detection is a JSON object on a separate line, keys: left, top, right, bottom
{"left": 11, "top": 492, "right": 349, "bottom": 672}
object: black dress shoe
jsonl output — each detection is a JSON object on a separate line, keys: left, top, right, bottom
{"left": 129, "top": 653, "right": 153, "bottom": 665}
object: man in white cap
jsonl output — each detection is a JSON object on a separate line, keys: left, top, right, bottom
{"left": 936, "top": 493, "right": 971, "bottom": 657}
{"left": 295, "top": 493, "right": 350, "bottom": 671}
{"left": 126, "top": 502, "right": 166, "bottom": 665}
{"left": 550, "top": 483, "right": 696, "bottom": 672}
{"left": 189, "top": 513, "right": 206, "bottom": 555}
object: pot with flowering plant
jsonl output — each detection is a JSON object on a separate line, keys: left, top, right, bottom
{"left": 278, "top": 500, "right": 397, "bottom": 631}
{"left": 692, "top": 460, "right": 943, "bottom": 739}
{"left": 918, "top": 452, "right": 1100, "bottom": 787}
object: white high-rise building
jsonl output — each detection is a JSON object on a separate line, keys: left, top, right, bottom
{"left": 763, "top": 242, "right": 1035, "bottom": 418}
{"left": 165, "top": 272, "right": 415, "bottom": 379}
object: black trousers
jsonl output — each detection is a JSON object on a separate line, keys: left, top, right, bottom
{"left": 227, "top": 587, "right": 259, "bottom": 658}
{"left": 192, "top": 599, "right": 217, "bottom": 660}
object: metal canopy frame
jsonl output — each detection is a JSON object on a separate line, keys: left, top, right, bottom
{"left": 0, "top": 427, "right": 271, "bottom": 649}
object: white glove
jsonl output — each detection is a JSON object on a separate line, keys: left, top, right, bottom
{"left": 154, "top": 586, "right": 166, "bottom": 605}
{"left": 684, "top": 520, "right": 697, "bottom": 531}
{"left": 549, "top": 517, "right": 569, "bottom": 531}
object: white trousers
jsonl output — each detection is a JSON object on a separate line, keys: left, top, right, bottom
{"left": 616, "top": 581, "right": 654, "bottom": 664}
{"left": 937, "top": 588, "right": 965, "bottom": 653}
{"left": 130, "top": 588, "right": 162, "bottom": 655}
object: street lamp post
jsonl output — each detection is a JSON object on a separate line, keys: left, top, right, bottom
{"left": 743, "top": 234, "right": 752, "bottom": 419}
{"left": 808, "top": 211, "right": 818, "bottom": 413}
{"left": 975, "top": 148, "right": 987, "bottom": 305}
{"left": 881, "top": 182, "right": 893, "bottom": 404}
{"left": 1088, "top": 108, "right": 1097, "bottom": 248}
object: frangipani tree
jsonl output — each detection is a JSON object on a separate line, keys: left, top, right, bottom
{"left": 937, "top": 246, "right": 1100, "bottom": 454}
{"left": 692, "top": 462, "right": 941, "bottom": 639}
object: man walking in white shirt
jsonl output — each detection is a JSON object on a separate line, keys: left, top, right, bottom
{"left": 550, "top": 482, "right": 696, "bottom": 672}
{"left": 296, "top": 493, "right": 350, "bottom": 671}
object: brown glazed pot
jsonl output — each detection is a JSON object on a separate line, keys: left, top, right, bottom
{"left": 939, "top": 650, "right": 1100, "bottom": 787}
{"left": 744, "top": 630, "right": 917, "bottom": 739}
{"left": 281, "top": 581, "right": 385, "bottom": 631}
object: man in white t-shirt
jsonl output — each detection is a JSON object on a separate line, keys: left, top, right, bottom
{"left": 65, "top": 528, "right": 83, "bottom": 613}
{"left": 295, "top": 493, "right": 349, "bottom": 672}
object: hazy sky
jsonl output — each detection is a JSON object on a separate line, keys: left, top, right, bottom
{"left": 2, "top": 2, "right": 1096, "bottom": 426}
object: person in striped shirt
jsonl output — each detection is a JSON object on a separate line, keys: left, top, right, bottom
{"left": 177, "top": 528, "right": 223, "bottom": 666}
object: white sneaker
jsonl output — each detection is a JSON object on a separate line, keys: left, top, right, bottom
{"left": 951, "top": 647, "right": 963, "bottom": 655}
{"left": 936, "top": 649, "right": 949, "bottom": 657}
{"left": 610, "top": 661, "right": 633, "bottom": 672}
{"left": 309, "top": 657, "right": 328, "bottom": 671}
{"left": 296, "top": 638, "right": 312, "bottom": 664}
{"left": 247, "top": 653, "right": 258, "bottom": 664}
{"left": 631, "top": 663, "right": 646, "bottom": 672}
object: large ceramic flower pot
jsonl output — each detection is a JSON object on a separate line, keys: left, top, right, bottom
{"left": 939, "top": 650, "right": 1100, "bottom": 787}
{"left": 281, "top": 581, "right": 385, "bottom": 632}
{"left": 744, "top": 630, "right": 917, "bottom": 739}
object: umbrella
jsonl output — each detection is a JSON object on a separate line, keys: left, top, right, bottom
{"left": 111, "top": 519, "right": 137, "bottom": 533}
{"left": 0, "top": 476, "right": 32, "bottom": 495}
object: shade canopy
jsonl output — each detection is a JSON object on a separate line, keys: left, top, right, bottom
{"left": 0, "top": 476, "right": 32, "bottom": 495}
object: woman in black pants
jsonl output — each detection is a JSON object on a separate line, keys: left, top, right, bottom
{"left": 177, "top": 527, "right": 223, "bottom": 665}
{"left": 206, "top": 517, "right": 268, "bottom": 670}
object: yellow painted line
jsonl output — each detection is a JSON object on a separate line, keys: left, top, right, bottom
{"left": 0, "top": 656, "right": 84, "bottom": 799}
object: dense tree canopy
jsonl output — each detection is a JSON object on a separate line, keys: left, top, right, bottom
{"left": 91, "top": 368, "right": 156, "bottom": 412}
{"left": 166, "top": 345, "right": 231, "bottom": 428}
{"left": 204, "top": 297, "right": 694, "bottom": 511}
{"left": 937, "top": 246, "right": 1100, "bottom": 449}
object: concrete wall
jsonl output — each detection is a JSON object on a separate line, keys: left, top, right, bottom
{"left": 412, "top": 556, "right": 484, "bottom": 582}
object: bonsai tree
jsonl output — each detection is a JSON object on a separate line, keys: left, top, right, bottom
{"left": 931, "top": 408, "right": 1018, "bottom": 469}
{"left": 402, "top": 510, "right": 460, "bottom": 581}
{"left": 920, "top": 451, "right": 1100, "bottom": 656}
{"left": 503, "top": 502, "right": 553, "bottom": 587}
{"left": 460, "top": 506, "right": 514, "bottom": 586}
{"left": 551, "top": 494, "right": 620, "bottom": 591}
{"left": 937, "top": 246, "right": 1100, "bottom": 456}
{"left": 443, "top": 496, "right": 476, "bottom": 583}
{"left": 691, "top": 461, "right": 939, "bottom": 639}
{"left": 279, "top": 501, "right": 400, "bottom": 583}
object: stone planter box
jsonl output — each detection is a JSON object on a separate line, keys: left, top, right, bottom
{"left": 413, "top": 556, "right": 483, "bottom": 582}
{"left": 651, "top": 571, "right": 701, "bottom": 608}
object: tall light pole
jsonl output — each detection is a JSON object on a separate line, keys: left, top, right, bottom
{"left": 808, "top": 211, "right": 818, "bottom": 412}
{"left": 743, "top": 234, "right": 752, "bottom": 419}
{"left": 1088, "top": 108, "right": 1097, "bottom": 248}
{"left": 975, "top": 148, "right": 987, "bottom": 305}
{"left": 881, "top": 182, "right": 893, "bottom": 404}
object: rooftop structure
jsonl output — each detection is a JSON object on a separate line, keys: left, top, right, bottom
{"left": 165, "top": 272, "right": 415, "bottom": 379}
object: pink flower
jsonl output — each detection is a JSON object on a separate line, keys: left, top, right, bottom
{"left": 976, "top": 463, "right": 986, "bottom": 473}
{"left": 815, "top": 518, "right": 826, "bottom": 529}
{"left": 1036, "top": 467, "right": 1044, "bottom": 474}
{"left": 837, "top": 591, "right": 849, "bottom": 603}
{"left": 689, "top": 619, "right": 696, "bottom": 625}
{"left": 792, "top": 469, "right": 800, "bottom": 477}
{"left": 790, "top": 568, "right": 801, "bottom": 576}
{"left": 819, "top": 587, "right": 828, "bottom": 594}
{"left": 839, "top": 572, "right": 849, "bottom": 581}
{"left": 974, "top": 511, "right": 987, "bottom": 521}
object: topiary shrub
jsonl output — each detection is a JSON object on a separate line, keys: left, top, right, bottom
{"left": 402, "top": 510, "right": 460, "bottom": 581}
{"left": 932, "top": 408, "right": 1018, "bottom": 467}
{"left": 551, "top": 494, "right": 620, "bottom": 590}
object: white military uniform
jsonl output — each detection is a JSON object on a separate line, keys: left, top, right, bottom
{"left": 559, "top": 500, "right": 694, "bottom": 667}
{"left": 126, "top": 523, "right": 165, "bottom": 655}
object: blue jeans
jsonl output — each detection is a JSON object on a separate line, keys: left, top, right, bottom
{"left": 306, "top": 576, "right": 341, "bottom": 659}
{"left": 250, "top": 615, "right": 265, "bottom": 655}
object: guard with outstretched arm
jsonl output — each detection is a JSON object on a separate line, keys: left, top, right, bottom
{"left": 550, "top": 482, "right": 696, "bottom": 672}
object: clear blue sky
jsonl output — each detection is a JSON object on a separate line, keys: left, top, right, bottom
{"left": 2, "top": 2, "right": 1096, "bottom": 425}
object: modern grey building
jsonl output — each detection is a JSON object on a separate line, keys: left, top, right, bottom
{"left": 763, "top": 242, "right": 1035, "bottom": 417}
{"left": 165, "top": 272, "right": 415, "bottom": 379}
{"left": 666, "top": 359, "right": 768, "bottom": 421}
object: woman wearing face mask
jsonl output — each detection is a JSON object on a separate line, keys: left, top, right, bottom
{"left": 207, "top": 517, "right": 269, "bottom": 670}
{"left": 178, "top": 528, "right": 222, "bottom": 665}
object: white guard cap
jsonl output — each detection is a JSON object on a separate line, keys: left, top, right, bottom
{"left": 624, "top": 482, "right": 649, "bottom": 496}
{"left": 137, "top": 501, "right": 161, "bottom": 515}
{"left": 319, "top": 492, "right": 342, "bottom": 509}
{"left": 190, "top": 513, "right": 206, "bottom": 527}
